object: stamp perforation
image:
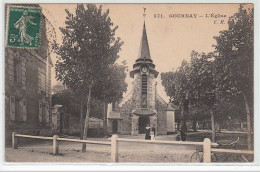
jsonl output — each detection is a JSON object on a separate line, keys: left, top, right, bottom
{"left": 5, "top": 4, "right": 43, "bottom": 49}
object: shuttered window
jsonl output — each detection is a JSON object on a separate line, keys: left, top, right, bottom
{"left": 10, "top": 96, "right": 15, "bottom": 120}
{"left": 9, "top": 97, "right": 27, "bottom": 121}
{"left": 38, "top": 67, "right": 46, "bottom": 93}
{"left": 14, "top": 59, "right": 22, "bottom": 85}
{"left": 22, "top": 99, "right": 27, "bottom": 121}
{"left": 39, "top": 103, "right": 42, "bottom": 122}
{"left": 46, "top": 105, "right": 49, "bottom": 123}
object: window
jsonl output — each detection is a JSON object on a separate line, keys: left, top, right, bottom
{"left": 112, "top": 102, "right": 116, "bottom": 111}
{"left": 39, "top": 103, "right": 48, "bottom": 124}
{"left": 10, "top": 96, "right": 15, "bottom": 120}
{"left": 39, "top": 103, "right": 42, "bottom": 122}
{"left": 10, "top": 97, "right": 26, "bottom": 121}
{"left": 46, "top": 105, "right": 49, "bottom": 123}
{"left": 40, "top": 73, "right": 46, "bottom": 92}
{"left": 38, "top": 67, "right": 46, "bottom": 92}
{"left": 14, "top": 59, "right": 22, "bottom": 85}
{"left": 141, "top": 74, "right": 147, "bottom": 108}
{"left": 15, "top": 98, "right": 20, "bottom": 120}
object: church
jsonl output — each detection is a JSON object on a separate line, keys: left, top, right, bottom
{"left": 107, "top": 21, "right": 176, "bottom": 135}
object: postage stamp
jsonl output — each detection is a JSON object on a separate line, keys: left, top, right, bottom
{"left": 6, "top": 6, "right": 42, "bottom": 48}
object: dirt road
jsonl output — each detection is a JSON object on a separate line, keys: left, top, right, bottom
{"left": 5, "top": 134, "right": 198, "bottom": 163}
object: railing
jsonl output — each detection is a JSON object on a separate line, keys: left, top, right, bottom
{"left": 12, "top": 132, "right": 253, "bottom": 163}
{"left": 12, "top": 132, "right": 111, "bottom": 158}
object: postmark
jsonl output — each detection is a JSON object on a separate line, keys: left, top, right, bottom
{"left": 6, "top": 5, "right": 42, "bottom": 49}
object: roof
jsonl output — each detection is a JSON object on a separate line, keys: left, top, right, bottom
{"left": 89, "top": 117, "right": 103, "bottom": 122}
{"left": 107, "top": 111, "right": 122, "bottom": 119}
{"left": 138, "top": 22, "right": 151, "bottom": 60}
{"left": 53, "top": 105, "right": 63, "bottom": 108}
{"left": 167, "top": 104, "right": 175, "bottom": 111}
{"left": 133, "top": 109, "right": 156, "bottom": 116}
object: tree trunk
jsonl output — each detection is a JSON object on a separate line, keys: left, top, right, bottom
{"left": 192, "top": 119, "right": 197, "bottom": 132}
{"left": 80, "top": 97, "right": 84, "bottom": 140}
{"left": 82, "top": 86, "right": 92, "bottom": 152}
{"left": 209, "top": 108, "right": 216, "bottom": 142}
{"left": 243, "top": 93, "right": 252, "bottom": 150}
{"left": 240, "top": 121, "right": 243, "bottom": 131}
{"left": 177, "top": 120, "right": 180, "bottom": 131}
{"left": 181, "top": 101, "right": 188, "bottom": 141}
{"left": 218, "top": 123, "right": 222, "bottom": 132}
{"left": 103, "top": 102, "right": 108, "bottom": 136}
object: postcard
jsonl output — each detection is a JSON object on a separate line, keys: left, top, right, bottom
{"left": 1, "top": 1, "right": 259, "bottom": 172}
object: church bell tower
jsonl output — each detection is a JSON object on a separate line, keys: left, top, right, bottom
{"left": 130, "top": 21, "right": 159, "bottom": 135}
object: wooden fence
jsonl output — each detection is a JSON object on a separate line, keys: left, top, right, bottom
{"left": 12, "top": 132, "right": 253, "bottom": 163}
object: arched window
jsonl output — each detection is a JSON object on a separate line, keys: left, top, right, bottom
{"left": 141, "top": 74, "right": 147, "bottom": 108}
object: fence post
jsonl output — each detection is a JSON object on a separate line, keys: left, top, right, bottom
{"left": 111, "top": 134, "right": 118, "bottom": 162}
{"left": 12, "top": 132, "right": 17, "bottom": 149}
{"left": 203, "top": 138, "right": 211, "bottom": 163}
{"left": 53, "top": 135, "right": 59, "bottom": 155}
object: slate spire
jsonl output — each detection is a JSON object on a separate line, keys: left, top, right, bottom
{"left": 138, "top": 22, "right": 151, "bottom": 59}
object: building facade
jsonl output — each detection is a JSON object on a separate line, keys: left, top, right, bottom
{"left": 107, "top": 22, "right": 176, "bottom": 135}
{"left": 5, "top": 10, "right": 53, "bottom": 144}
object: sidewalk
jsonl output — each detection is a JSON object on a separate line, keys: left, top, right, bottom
{"left": 197, "top": 129, "right": 252, "bottom": 134}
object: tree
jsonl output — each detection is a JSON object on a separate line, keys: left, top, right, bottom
{"left": 213, "top": 5, "right": 253, "bottom": 149}
{"left": 188, "top": 51, "right": 217, "bottom": 142}
{"left": 52, "top": 84, "right": 67, "bottom": 94}
{"left": 54, "top": 4, "right": 123, "bottom": 152}
{"left": 92, "top": 64, "right": 128, "bottom": 135}
{"left": 161, "top": 60, "right": 191, "bottom": 141}
{"left": 52, "top": 88, "right": 81, "bottom": 116}
{"left": 188, "top": 103, "right": 208, "bottom": 132}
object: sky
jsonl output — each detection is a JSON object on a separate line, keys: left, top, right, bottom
{"left": 40, "top": 3, "right": 252, "bottom": 101}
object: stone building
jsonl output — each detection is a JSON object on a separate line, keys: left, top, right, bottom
{"left": 107, "top": 22, "right": 176, "bottom": 135}
{"left": 5, "top": 6, "right": 53, "bottom": 144}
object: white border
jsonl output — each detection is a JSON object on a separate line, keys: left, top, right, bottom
{"left": 1, "top": 0, "right": 259, "bottom": 172}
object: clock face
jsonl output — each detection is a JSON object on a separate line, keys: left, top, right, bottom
{"left": 141, "top": 66, "right": 148, "bottom": 73}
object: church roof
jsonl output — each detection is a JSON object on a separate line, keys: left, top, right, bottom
{"left": 167, "top": 104, "right": 175, "bottom": 111}
{"left": 138, "top": 22, "right": 151, "bottom": 60}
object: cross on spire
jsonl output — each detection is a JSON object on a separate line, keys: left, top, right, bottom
{"left": 143, "top": 7, "right": 146, "bottom": 20}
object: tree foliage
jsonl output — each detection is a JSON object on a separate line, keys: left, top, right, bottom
{"left": 161, "top": 5, "right": 253, "bottom": 146}
{"left": 161, "top": 60, "right": 191, "bottom": 140}
{"left": 214, "top": 5, "right": 253, "bottom": 99}
{"left": 55, "top": 4, "right": 124, "bottom": 94}
{"left": 54, "top": 4, "right": 125, "bottom": 151}
{"left": 213, "top": 4, "right": 254, "bottom": 149}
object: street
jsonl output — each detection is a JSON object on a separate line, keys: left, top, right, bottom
{"left": 5, "top": 134, "right": 197, "bottom": 162}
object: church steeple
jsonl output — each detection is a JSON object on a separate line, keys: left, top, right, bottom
{"left": 130, "top": 13, "right": 158, "bottom": 79}
{"left": 138, "top": 22, "right": 151, "bottom": 60}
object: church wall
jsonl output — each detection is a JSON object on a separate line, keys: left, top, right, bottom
{"left": 156, "top": 98, "right": 168, "bottom": 135}
{"left": 147, "top": 73, "right": 155, "bottom": 110}
{"left": 132, "top": 73, "right": 141, "bottom": 110}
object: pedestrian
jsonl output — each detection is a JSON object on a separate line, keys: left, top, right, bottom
{"left": 181, "top": 124, "right": 187, "bottom": 141}
{"left": 145, "top": 124, "right": 151, "bottom": 140}
{"left": 151, "top": 126, "right": 156, "bottom": 140}
{"left": 176, "top": 131, "right": 181, "bottom": 141}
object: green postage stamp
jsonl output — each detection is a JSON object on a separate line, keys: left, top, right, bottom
{"left": 6, "top": 6, "right": 42, "bottom": 48}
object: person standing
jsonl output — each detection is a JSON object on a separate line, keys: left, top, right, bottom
{"left": 181, "top": 124, "right": 187, "bottom": 141}
{"left": 145, "top": 124, "right": 151, "bottom": 140}
{"left": 151, "top": 126, "right": 156, "bottom": 140}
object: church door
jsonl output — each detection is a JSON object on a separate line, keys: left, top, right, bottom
{"left": 138, "top": 116, "right": 150, "bottom": 134}
{"left": 112, "top": 120, "right": 118, "bottom": 133}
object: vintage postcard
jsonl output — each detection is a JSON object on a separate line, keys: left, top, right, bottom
{"left": 1, "top": 1, "right": 259, "bottom": 172}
